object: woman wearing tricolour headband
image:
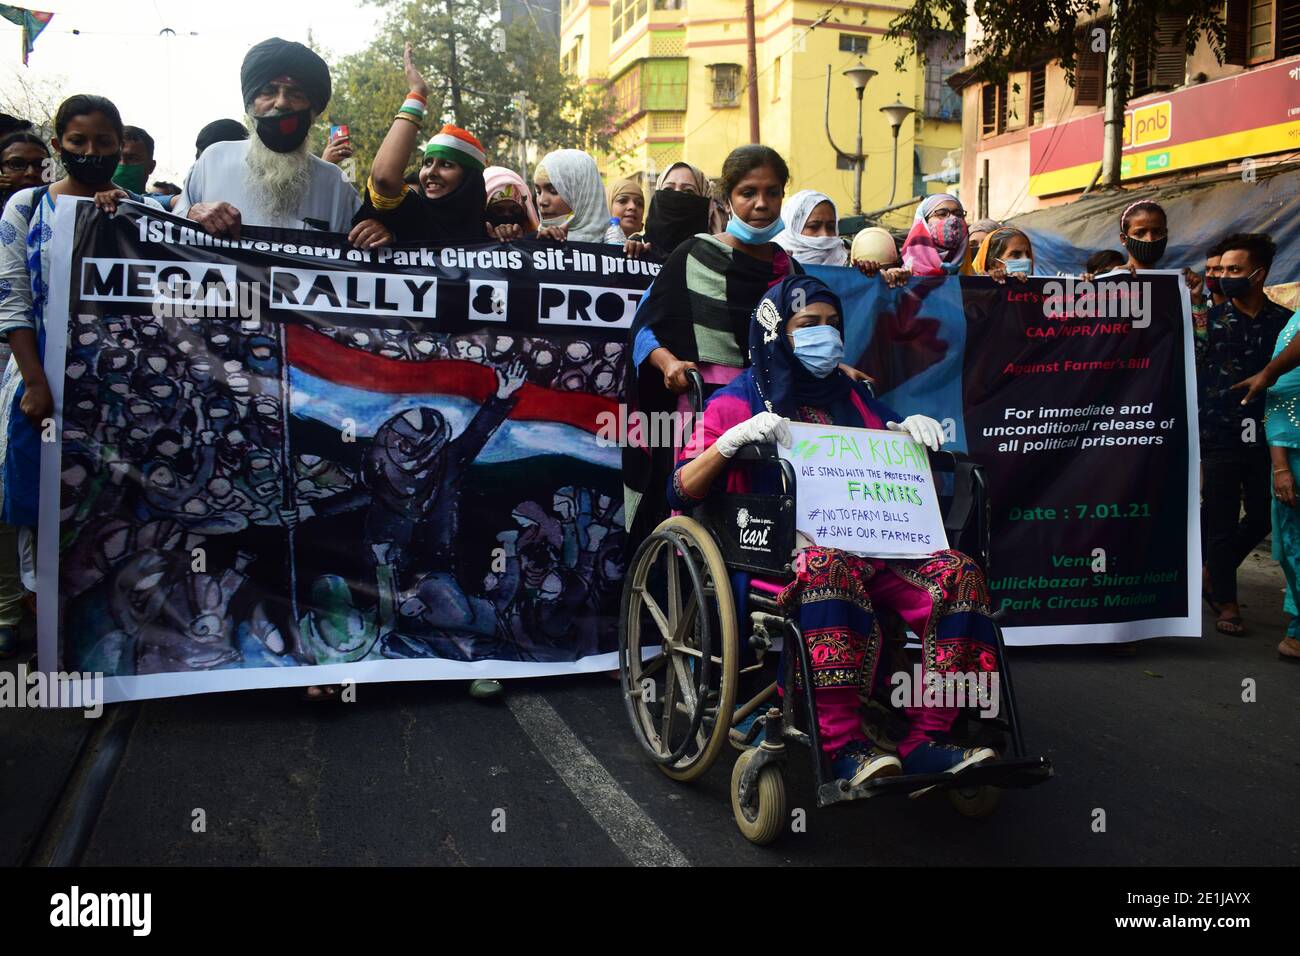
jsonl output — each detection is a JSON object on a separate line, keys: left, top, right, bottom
{"left": 355, "top": 42, "right": 489, "bottom": 244}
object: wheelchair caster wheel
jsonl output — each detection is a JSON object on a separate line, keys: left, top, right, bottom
{"left": 947, "top": 784, "right": 1001, "bottom": 819}
{"left": 730, "top": 749, "right": 786, "bottom": 845}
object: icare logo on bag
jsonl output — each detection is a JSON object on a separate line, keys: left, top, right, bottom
{"left": 735, "top": 507, "right": 773, "bottom": 552}
{"left": 537, "top": 283, "right": 643, "bottom": 328}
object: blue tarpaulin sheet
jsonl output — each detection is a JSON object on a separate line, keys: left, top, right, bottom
{"left": 1008, "top": 164, "right": 1300, "bottom": 281}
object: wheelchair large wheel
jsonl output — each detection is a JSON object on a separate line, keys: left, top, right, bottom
{"left": 730, "top": 748, "right": 786, "bottom": 845}
{"left": 619, "top": 515, "right": 739, "bottom": 782}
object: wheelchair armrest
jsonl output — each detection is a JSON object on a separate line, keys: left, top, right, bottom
{"left": 718, "top": 441, "right": 797, "bottom": 495}
{"left": 730, "top": 441, "right": 782, "bottom": 462}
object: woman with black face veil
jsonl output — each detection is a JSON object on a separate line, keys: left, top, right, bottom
{"left": 624, "top": 162, "right": 715, "bottom": 263}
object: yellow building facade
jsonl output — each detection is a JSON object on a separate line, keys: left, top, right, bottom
{"left": 559, "top": 0, "right": 965, "bottom": 227}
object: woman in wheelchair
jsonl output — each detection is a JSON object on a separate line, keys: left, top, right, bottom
{"left": 666, "top": 276, "right": 999, "bottom": 788}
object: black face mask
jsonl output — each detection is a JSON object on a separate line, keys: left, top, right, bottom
{"left": 487, "top": 211, "right": 528, "bottom": 229}
{"left": 60, "top": 149, "right": 120, "bottom": 187}
{"left": 1123, "top": 234, "right": 1167, "bottom": 267}
{"left": 253, "top": 108, "right": 312, "bottom": 153}
{"left": 645, "top": 188, "right": 712, "bottom": 257}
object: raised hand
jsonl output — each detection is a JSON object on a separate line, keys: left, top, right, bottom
{"left": 404, "top": 41, "right": 429, "bottom": 98}
{"left": 496, "top": 356, "right": 529, "bottom": 398}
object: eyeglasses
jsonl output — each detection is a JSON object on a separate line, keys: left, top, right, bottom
{"left": 927, "top": 206, "right": 967, "bottom": 221}
{"left": 2, "top": 159, "right": 43, "bottom": 173}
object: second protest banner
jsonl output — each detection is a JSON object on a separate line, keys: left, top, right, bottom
{"left": 813, "top": 267, "right": 1199, "bottom": 645}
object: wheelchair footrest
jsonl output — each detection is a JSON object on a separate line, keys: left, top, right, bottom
{"left": 815, "top": 756, "right": 1053, "bottom": 808}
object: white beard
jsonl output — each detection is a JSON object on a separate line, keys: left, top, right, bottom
{"left": 243, "top": 112, "right": 312, "bottom": 223}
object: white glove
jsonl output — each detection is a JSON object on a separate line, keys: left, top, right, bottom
{"left": 716, "top": 412, "right": 792, "bottom": 458}
{"left": 887, "top": 414, "right": 944, "bottom": 452}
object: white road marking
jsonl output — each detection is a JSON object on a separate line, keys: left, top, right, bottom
{"left": 507, "top": 691, "right": 690, "bottom": 867}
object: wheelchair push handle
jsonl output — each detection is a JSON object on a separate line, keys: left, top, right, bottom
{"left": 685, "top": 367, "right": 705, "bottom": 418}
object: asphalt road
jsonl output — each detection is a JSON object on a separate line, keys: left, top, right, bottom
{"left": 3, "top": 547, "right": 1298, "bottom": 867}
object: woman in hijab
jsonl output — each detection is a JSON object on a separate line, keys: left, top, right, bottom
{"left": 774, "top": 189, "right": 848, "bottom": 266}
{"left": 607, "top": 176, "right": 645, "bottom": 244}
{"left": 900, "top": 193, "right": 971, "bottom": 277}
{"left": 668, "top": 275, "right": 1000, "bottom": 786}
{"left": 532, "top": 148, "right": 619, "bottom": 243}
{"left": 971, "top": 226, "right": 1034, "bottom": 284}
{"left": 483, "top": 165, "right": 540, "bottom": 241}
{"left": 356, "top": 43, "right": 489, "bottom": 243}
{"left": 624, "top": 161, "right": 714, "bottom": 262}
{"left": 967, "top": 217, "right": 1001, "bottom": 250}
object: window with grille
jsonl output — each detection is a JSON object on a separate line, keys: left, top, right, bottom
{"left": 1131, "top": 13, "right": 1185, "bottom": 96}
{"left": 839, "top": 33, "right": 869, "bottom": 54}
{"left": 922, "top": 33, "right": 964, "bottom": 120}
{"left": 980, "top": 83, "right": 997, "bottom": 136}
{"left": 611, "top": 0, "right": 649, "bottom": 42}
{"left": 1284, "top": 0, "right": 1300, "bottom": 56}
{"left": 709, "top": 63, "right": 742, "bottom": 107}
{"left": 653, "top": 0, "right": 685, "bottom": 9}
{"left": 1074, "top": 29, "right": 1105, "bottom": 106}
{"left": 1236, "top": 0, "right": 1300, "bottom": 61}
{"left": 1029, "top": 66, "right": 1046, "bottom": 125}
{"left": 614, "top": 65, "right": 642, "bottom": 117}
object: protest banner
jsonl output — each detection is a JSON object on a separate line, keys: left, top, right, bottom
{"left": 39, "top": 200, "right": 656, "bottom": 703}
{"left": 811, "top": 266, "right": 1200, "bottom": 645}
{"left": 778, "top": 423, "right": 949, "bottom": 559}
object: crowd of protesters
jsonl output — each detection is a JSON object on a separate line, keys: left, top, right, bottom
{"left": 0, "top": 33, "right": 1296, "bottom": 751}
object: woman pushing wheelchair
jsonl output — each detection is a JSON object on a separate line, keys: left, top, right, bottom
{"left": 666, "top": 275, "right": 1000, "bottom": 789}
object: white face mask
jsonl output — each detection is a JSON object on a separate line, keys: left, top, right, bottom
{"left": 539, "top": 211, "right": 574, "bottom": 230}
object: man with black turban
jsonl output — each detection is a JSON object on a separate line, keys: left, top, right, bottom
{"left": 176, "top": 37, "right": 388, "bottom": 247}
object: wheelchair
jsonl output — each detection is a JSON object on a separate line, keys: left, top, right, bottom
{"left": 617, "top": 371, "right": 1053, "bottom": 845}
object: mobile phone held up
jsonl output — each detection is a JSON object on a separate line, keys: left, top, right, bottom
{"left": 329, "top": 124, "right": 350, "bottom": 144}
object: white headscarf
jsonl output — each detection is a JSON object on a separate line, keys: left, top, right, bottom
{"left": 535, "top": 149, "right": 612, "bottom": 243}
{"left": 774, "top": 189, "right": 848, "bottom": 266}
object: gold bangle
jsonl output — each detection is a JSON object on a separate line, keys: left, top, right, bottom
{"left": 393, "top": 112, "right": 421, "bottom": 127}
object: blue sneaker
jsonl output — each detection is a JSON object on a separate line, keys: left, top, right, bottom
{"left": 831, "top": 740, "right": 902, "bottom": 787}
{"left": 902, "top": 742, "right": 996, "bottom": 797}
{"left": 0, "top": 626, "right": 16, "bottom": 659}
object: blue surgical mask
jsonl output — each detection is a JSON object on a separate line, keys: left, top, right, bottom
{"left": 1003, "top": 258, "right": 1032, "bottom": 275}
{"left": 726, "top": 214, "right": 784, "bottom": 245}
{"left": 791, "top": 325, "right": 844, "bottom": 378}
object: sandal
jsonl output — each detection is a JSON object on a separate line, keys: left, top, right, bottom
{"left": 1279, "top": 637, "right": 1300, "bottom": 662}
{"left": 1215, "top": 616, "right": 1247, "bottom": 636}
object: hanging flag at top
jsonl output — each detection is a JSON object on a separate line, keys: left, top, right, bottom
{"left": 0, "top": 5, "right": 54, "bottom": 65}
